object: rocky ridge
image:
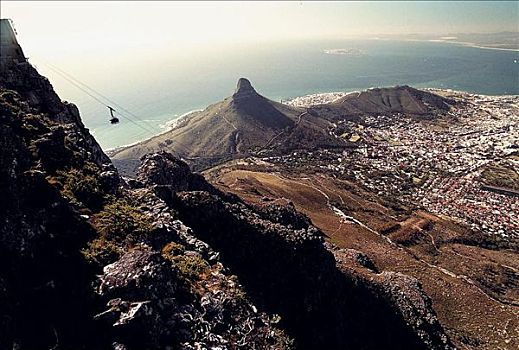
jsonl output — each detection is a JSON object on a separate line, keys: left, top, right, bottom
{"left": 0, "top": 58, "right": 290, "bottom": 349}
{"left": 0, "top": 42, "right": 453, "bottom": 349}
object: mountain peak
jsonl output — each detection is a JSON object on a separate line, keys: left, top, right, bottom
{"left": 233, "top": 78, "right": 258, "bottom": 100}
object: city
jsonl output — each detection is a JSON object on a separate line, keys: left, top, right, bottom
{"left": 268, "top": 91, "right": 519, "bottom": 238}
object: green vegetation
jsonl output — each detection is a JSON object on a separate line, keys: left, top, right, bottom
{"left": 161, "top": 241, "right": 185, "bottom": 258}
{"left": 82, "top": 237, "right": 124, "bottom": 266}
{"left": 83, "top": 198, "right": 154, "bottom": 265}
{"left": 91, "top": 198, "right": 153, "bottom": 241}
{"left": 49, "top": 162, "right": 107, "bottom": 210}
{"left": 480, "top": 161, "right": 519, "bottom": 191}
{"left": 66, "top": 171, "right": 104, "bottom": 209}
{"left": 162, "top": 241, "right": 209, "bottom": 280}
{"left": 174, "top": 255, "right": 209, "bottom": 280}
{"left": 162, "top": 241, "right": 211, "bottom": 292}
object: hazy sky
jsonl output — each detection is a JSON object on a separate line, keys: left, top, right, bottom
{"left": 2, "top": 1, "right": 517, "bottom": 110}
{"left": 3, "top": 1, "right": 518, "bottom": 59}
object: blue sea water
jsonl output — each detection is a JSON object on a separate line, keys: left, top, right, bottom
{"left": 43, "top": 39, "right": 519, "bottom": 150}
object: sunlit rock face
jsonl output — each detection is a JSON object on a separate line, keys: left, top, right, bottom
{"left": 0, "top": 19, "right": 26, "bottom": 64}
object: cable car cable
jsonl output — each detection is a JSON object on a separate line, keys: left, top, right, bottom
{"left": 42, "top": 63, "right": 157, "bottom": 134}
{"left": 42, "top": 61, "right": 158, "bottom": 131}
{"left": 39, "top": 60, "right": 222, "bottom": 160}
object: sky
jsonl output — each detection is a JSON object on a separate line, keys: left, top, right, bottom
{"left": 3, "top": 1, "right": 518, "bottom": 59}
{"left": 2, "top": 1, "right": 517, "bottom": 111}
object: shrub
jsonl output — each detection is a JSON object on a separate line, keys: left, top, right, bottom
{"left": 162, "top": 243, "right": 209, "bottom": 281}
{"left": 83, "top": 198, "right": 154, "bottom": 266}
{"left": 161, "top": 242, "right": 185, "bottom": 259}
{"left": 173, "top": 255, "right": 209, "bottom": 280}
{"left": 69, "top": 174, "right": 104, "bottom": 209}
{"left": 82, "top": 237, "right": 123, "bottom": 265}
{"left": 55, "top": 167, "right": 105, "bottom": 210}
{"left": 91, "top": 198, "right": 153, "bottom": 243}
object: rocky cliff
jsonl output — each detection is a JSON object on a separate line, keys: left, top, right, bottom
{"left": 0, "top": 55, "right": 293, "bottom": 349}
{"left": 0, "top": 43, "right": 453, "bottom": 349}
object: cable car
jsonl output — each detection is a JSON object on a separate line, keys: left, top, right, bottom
{"left": 108, "top": 106, "right": 119, "bottom": 124}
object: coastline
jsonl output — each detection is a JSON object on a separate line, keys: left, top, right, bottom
{"left": 106, "top": 109, "right": 201, "bottom": 156}
{"left": 367, "top": 37, "right": 519, "bottom": 52}
{"left": 427, "top": 39, "right": 519, "bottom": 52}
{"left": 370, "top": 37, "right": 519, "bottom": 52}
{"left": 106, "top": 87, "right": 518, "bottom": 155}
{"left": 158, "top": 109, "right": 202, "bottom": 132}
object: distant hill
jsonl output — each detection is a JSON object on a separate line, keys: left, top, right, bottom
{"left": 111, "top": 82, "right": 452, "bottom": 172}
{"left": 311, "top": 85, "right": 452, "bottom": 119}
{"left": 111, "top": 78, "right": 343, "bottom": 169}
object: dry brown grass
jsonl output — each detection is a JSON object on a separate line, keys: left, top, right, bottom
{"left": 207, "top": 165, "right": 519, "bottom": 350}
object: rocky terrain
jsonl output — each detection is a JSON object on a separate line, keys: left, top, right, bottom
{"left": 205, "top": 159, "right": 519, "bottom": 349}
{"left": 0, "top": 28, "right": 457, "bottom": 349}
{"left": 197, "top": 86, "right": 518, "bottom": 349}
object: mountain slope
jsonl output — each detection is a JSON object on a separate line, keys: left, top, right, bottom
{"left": 111, "top": 83, "right": 453, "bottom": 173}
{"left": 0, "top": 79, "right": 452, "bottom": 350}
{"left": 204, "top": 159, "right": 519, "bottom": 350}
{"left": 327, "top": 85, "right": 452, "bottom": 116}
{"left": 111, "top": 78, "right": 343, "bottom": 170}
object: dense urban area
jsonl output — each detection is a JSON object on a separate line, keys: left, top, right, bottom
{"left": 275, "top": 91, "right": 519, "bottom": 238}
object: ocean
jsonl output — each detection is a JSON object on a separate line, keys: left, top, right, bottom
{"left": 40, "top": 39, "right": 519, "bottom": 150}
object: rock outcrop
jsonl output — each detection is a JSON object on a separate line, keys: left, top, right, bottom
{"left": 0, "top": 52, "right": 290, "bottom": 348}
{"left": 168, "top": 192, "right": 451, "bottom": 349}
{"left": 137, "top": 151, "right": 215, "bottom": 193}
{"left": 232, "top": 77, "right": 259, "bottom": 101}
{"left": 0, "top": 78, "right": 107, "bottom": 348}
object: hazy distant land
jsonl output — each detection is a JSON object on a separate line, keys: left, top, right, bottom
{"left": 323, "top": 48, "right": 367, "bottom": 56}
{"left": 374, "top": 32, "right": 519, "bottom": 51}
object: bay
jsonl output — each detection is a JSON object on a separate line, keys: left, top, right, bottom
{"left": 46, "top": 39, "right": 518, "bottom": 150}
